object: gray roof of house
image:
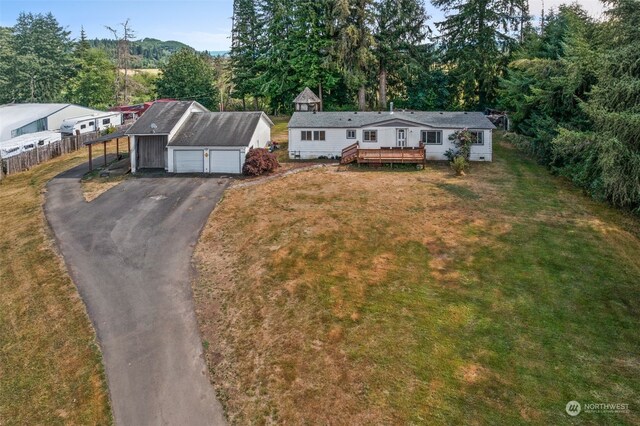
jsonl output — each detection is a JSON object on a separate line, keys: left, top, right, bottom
{"left": 168, "top": 112, "right": 271, "bottom": 147}
{"left": 288, "top": 111, "right": 496, "bottom": 129}
{"left": 126, "top": 101, "right": 202, "bottom": 135}
{"left": 293, "top": 87, "right": 321, "bottom": 104}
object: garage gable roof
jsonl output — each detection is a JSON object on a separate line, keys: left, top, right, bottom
{"left": 126, "top": 101, "right": 206, "bottom": 135}
{"left": 168, "top": 112, "right": 269, "bottom": 147}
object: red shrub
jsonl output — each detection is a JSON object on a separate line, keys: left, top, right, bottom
{"left": 242, "top": 148, "right": 280, "bottom": 176}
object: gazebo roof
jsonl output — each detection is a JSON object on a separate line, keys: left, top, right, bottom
{"left": 293, "top": 87, "right": 321, "bottom": 104}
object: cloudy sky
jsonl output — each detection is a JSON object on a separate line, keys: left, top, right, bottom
{"left": 0, "top": 0, "right": 608, "bottom": 51}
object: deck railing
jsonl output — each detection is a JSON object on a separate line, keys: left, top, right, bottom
{"left": 341, "top": 143, "right": 425, "bottom": 165}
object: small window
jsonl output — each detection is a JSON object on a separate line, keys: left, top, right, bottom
{"left": 301, "top": 130, "right": 312, "bottom": 141}
{"left": 470, "top": 130, "right": 484, "bottom": 145}
{"left": 363, "top": 130, "right": 377, "bottom": 142}
{"left": 80, "top": 124, "right": 86, "bottom": 129}
{"left": 102, "top": 118, "right": 111, "bottom": 125}
{"left": 346, "top": 129, "right": 356, "bottom": 139}
{"left": 421, "top": 130, "right": 442, "bottom": 144}
{"left": 38, "top": 140, "right": 45, "bottom": 146}
{"left": 313, "top": 130, "right": 325, "bottom": 141}
{"left": 88, "top": 121, "right": 94, "bottom": 126}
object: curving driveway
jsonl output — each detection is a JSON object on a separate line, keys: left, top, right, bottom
{"left": 45, "top": 162, "right": 228, "bottom": 425}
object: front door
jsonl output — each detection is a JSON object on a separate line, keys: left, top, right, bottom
{"left": 396, "top": 128, "right": 407, "bottom": 147}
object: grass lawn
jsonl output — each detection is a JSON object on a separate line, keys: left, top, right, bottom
{"left": 193, "top": 133, "right": 640, "bottom": 424}
{"left": 0, "top": 149, "right": 111, "bottom": 424}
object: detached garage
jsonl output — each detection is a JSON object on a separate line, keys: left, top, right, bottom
{"left": 127, "top": 101, "right": 273, "bottom": 174}
{"left": 167, "top": 111, "right": 273, "bottom": 174}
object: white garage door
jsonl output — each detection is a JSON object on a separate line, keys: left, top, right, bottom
{"left": 209, "top": 150, "right": 241, "bottom": 174}
{"left": 174, "top": 150, "right": 204, "bottom": 173}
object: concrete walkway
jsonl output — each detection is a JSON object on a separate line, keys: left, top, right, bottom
{"left": 45, "top": 162, "right": 228, "bottom": 425}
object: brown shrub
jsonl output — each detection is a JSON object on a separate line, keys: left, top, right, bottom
{"left": 242, "top": 148, "right": 280, "bottom": 176}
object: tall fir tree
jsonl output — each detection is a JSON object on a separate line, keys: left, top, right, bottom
{"left": 230, "top": 0, "right": 263, "bottom": 109}
{"left": 373, "top": 0, "right": 429, "bottom": 109}
{"left": 7, "top": 12, "right": 73, "bottom": 102}
{"left": 330, "top": 0, "right": 375, "bottom": 110}
{"left": 432, "top": 0, "right": 529, "bottom": 109}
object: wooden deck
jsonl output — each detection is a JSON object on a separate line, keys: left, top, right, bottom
{"left": 341, "top": 143, "right": 425, "bottom": 165}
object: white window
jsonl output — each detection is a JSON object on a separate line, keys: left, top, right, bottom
{"left": 363, "top": 130, "right": 377, "bottom": 142}
{"left": 313, "top": 130, "right": 325, "bottom": 141}
{"left": 421, "top": 130, "right": 442, "bottom": 144}
{"left": 470, "top": 130, "right": 484, "bottom": 145}
{"left": 102, "top": 118, "right": 111, "bottom": 125}
{"left": 301, "top": 130, "right": 312, "bottom": 141}
{"left": 346, "top": 129, "right": 356, "bottom": 139}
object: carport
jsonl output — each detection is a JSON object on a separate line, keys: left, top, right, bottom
{"left": 84, "top": 126, "right": 131, "bottom": 171}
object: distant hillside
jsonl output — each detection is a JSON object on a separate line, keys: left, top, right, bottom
{"left": 89, "top": 37, "right": 194, "bottom": 68}
{"left": 209, "top": 51, "right": 229, "bottom": 57}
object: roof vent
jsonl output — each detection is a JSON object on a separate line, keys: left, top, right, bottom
{"left": 464, "top": 112, "right": 468, "bottom": 114}
{"left": 378, "top": 111, "right": 381, "bottom": 114}
{"left": 439, "top": 112, "right": 443, "bottom": 115}
{"left": 348, "top": 118, "right": 352, "bottom": 121}
{"left": 410, "top": 111, "right": 414, "bottom": 114}
{"left": 313, "top": 111, "right": 316, "bottom": 114}
{"left": 354, "top": 112, "right": 358, "bottom": 114}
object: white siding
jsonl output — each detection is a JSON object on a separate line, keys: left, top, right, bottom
{"left": 47, "top": 105, "right": 101, "bottom": 131}
{"left": 247, "top": 114, "right": 272, "bottom": 150}
{"left": 289, "top": 126, "right": 492, "bottom": 161}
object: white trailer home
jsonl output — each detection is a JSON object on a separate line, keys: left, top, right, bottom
{"left": 0, "top": 130, "right": 61, "bottom": 159}
{"left": 287, "top": 110, "right": 495, "bottom": 162}
{"left": 60, "top": 112, "right": 123, "bottom": 136}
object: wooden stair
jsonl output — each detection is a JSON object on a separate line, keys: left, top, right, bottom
{"left": 340, "top": 142, "right": 359, "bottom": 164}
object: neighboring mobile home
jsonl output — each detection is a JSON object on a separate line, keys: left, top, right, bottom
{"left": 288, "top": 110, "right": 495, "bottom": 162}
{"left": 126, "top": 101, "right": 273, "bottom": 174}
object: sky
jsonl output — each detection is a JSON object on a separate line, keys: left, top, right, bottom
{"left": 0, "top": 0, "right": 607, "bottom": 51}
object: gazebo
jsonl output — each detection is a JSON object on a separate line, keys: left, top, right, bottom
{"left": 293, "top": 87, "right": 321, "bottom": 112}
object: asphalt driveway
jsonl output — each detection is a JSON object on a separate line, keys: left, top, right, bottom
{"left": 45, "top": 163, "right": 228, "bottom": 425}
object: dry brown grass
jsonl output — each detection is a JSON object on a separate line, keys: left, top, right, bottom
{"left": 81, "top": 178, "right": 126, "bottom": 203}
{"left": 193, "top": 136, "right": 640, "bottom": 424}
{"left": 0, "top": 149, "right": 111, "bottom": 424}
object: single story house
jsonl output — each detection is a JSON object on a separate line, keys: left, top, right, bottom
{"left": 0, "top": 103, "right": 101, "bottom": 141}
{"left": 287, "top": 110, "right": 496, "bottom": 161}
{"left": 126, "top": 101, "right": 273, "bottom": 174}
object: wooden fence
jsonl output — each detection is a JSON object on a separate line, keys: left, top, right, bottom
{"left": 0, "top": 123, "right": 131, "bottom": 179}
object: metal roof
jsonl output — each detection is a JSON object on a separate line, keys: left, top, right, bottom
{"left": 126, "top": 101, "right": 205, "bottom": 135}
{"left": 288, "top": 111, "right": 496, "bottom": 129}
{"left": 168, "top": 112, "right": 271, "bottom": 147}
{"left": 293, "top": 87, "right": 321, "bottom": 104}
{"left": 84, "top": 125, "right": 132, "bottom": 145}
{"left": 0, "top": 103, "right": 79, "bottom": 141}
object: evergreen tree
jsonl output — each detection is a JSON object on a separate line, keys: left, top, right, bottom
{"left": 5, "top": 12, "right": 73, "bottom": 102}
{"left": 330, "top": 0, "right": 375, "bottom": 110}
{"left": 432, "top": 0, "right": 529, "bottom": 109}
{"left": 156, "top": 48, "right": 218, "bottom": 109}
{"left": 551, "top": 0, "right": 640, "bottom": 211}
{"left": 373, "top": 0, "right": 429, "bottom": 109}
{"left": 230, "top": 0, "right": 263, "bottom": 109}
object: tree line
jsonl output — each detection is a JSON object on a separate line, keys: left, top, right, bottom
{"left": 0, "top": 2, "right": 637, "bottom": 212}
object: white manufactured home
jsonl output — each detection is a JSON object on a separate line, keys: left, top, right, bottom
{"left": 288, "top": 110, "right": 495, "bottom": 162}
{"left": 60, "top": 112, "right": 123, "bottom": 135}
{"left": 126, "top": 101, "right": 272, "bottom": 174}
